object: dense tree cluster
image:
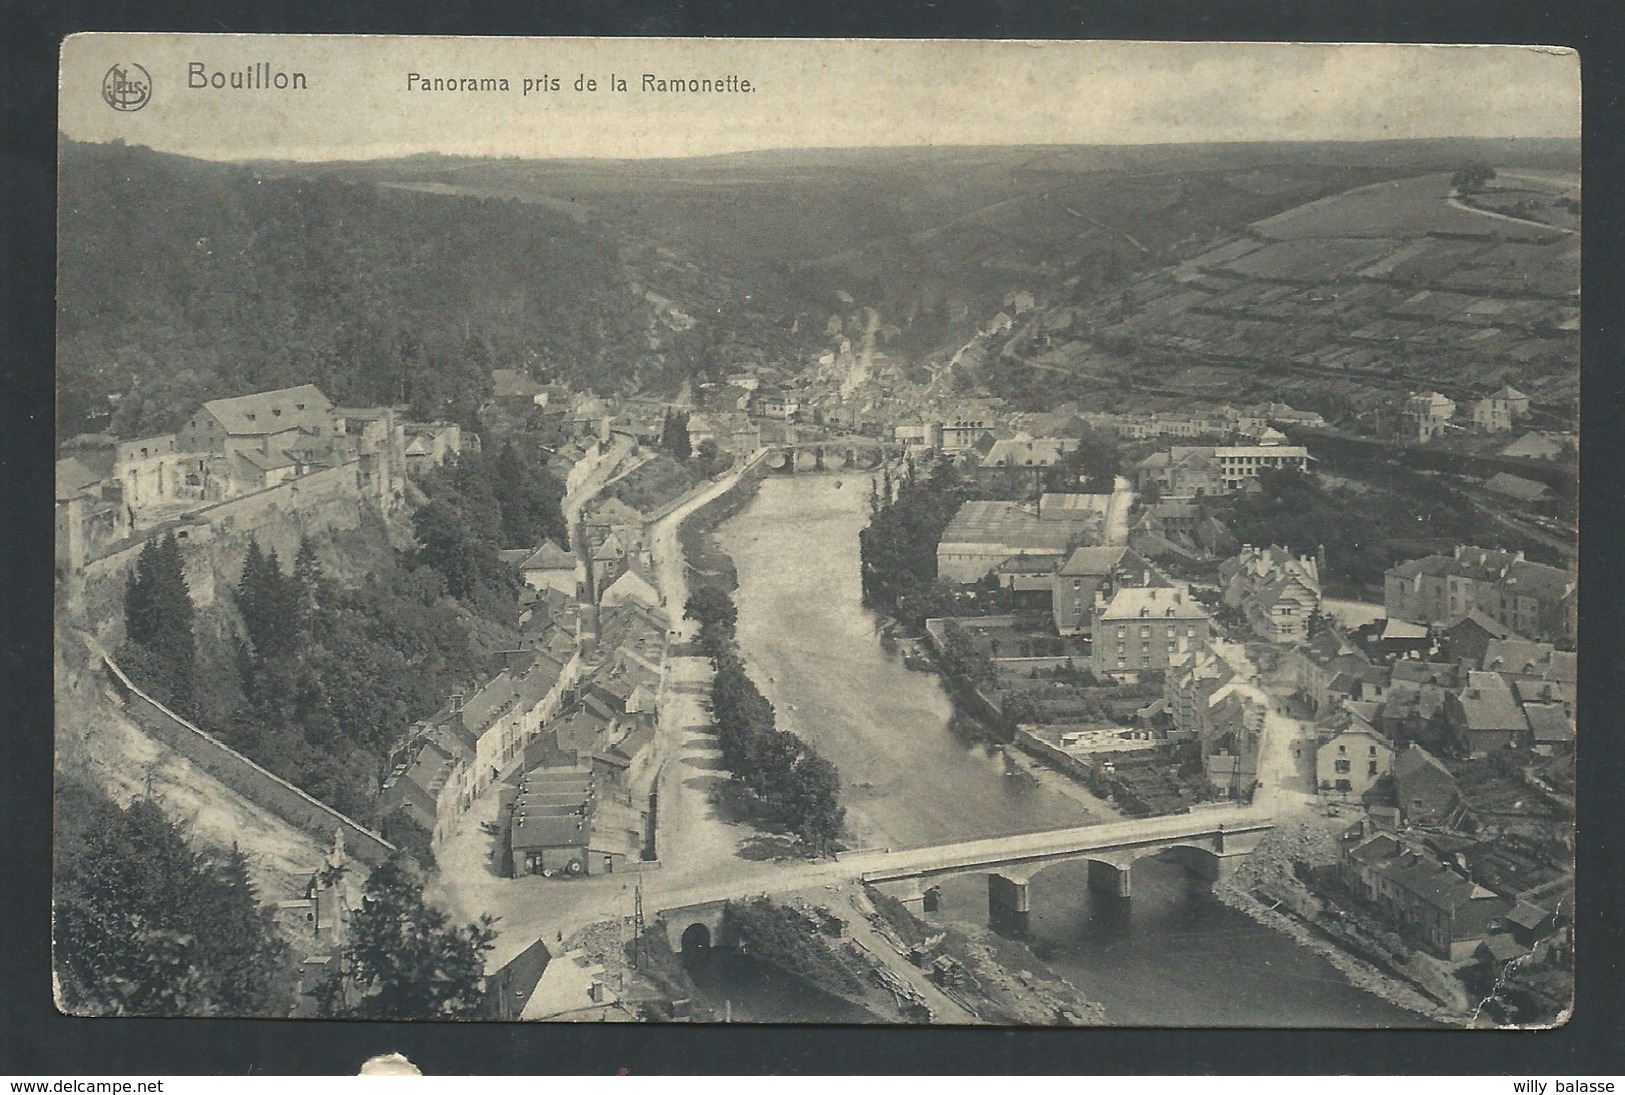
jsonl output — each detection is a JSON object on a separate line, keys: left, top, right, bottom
{"left": 683, "top": 584, "right": 738, "bottom": 661}
{"left": 1217, "top": 466, "right": 1499, "bottom": 596}
{"left": 658, "top": 409, "right": 693, "bottom": 460}
{"left": 413, "top": 440, "right": 566, "bottom": 617}
{"left": 1040, "top": 426, "right": 1122, "bottom": 494}
{"left": 318, "top": 855, "right": 496, "bottom": 1019}
{"left": 934, "top": 620, "right": 998, "bottom": 692}
{"left": 1451, "top": 162, "right": 1498, "bottom": 192}
{"left": 54, "top": 779, "right": 289, "bottom": 1017}
{"left": 691, "top": 438, "right": 732, "bottom": 480}
{"left": 115, "top": 445, "right": 560, "bottom": 824}
{"left": 221, "top": 537, "right": 492, "bottom": 818}
{"left": 119, "top": 533, "right": 197, "bottom": 718}
{"left": 719, "top": 898, "right": 869, "bottom": 998}
{"left": 686, "top": 588, "right": 845, "bottom": 854}
{"left": 859, "top": 458, "right": 975, "bottom": 626}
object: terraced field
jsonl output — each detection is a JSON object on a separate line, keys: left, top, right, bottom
{"left": 1074, "top": 169, "right": 1580, "bottom": 406}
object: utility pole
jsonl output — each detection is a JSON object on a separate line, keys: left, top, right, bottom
{"left": 632, "top": 881, "right": 645, "bottom": 970}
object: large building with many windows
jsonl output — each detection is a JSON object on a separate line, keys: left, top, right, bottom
{"left": 1384, "top": 545, "right": 1576, "bottom": 645}
{"left": 1091, "top": 584, "right": 1211, "bottom": 680}
{"left": 1134, "top": 443, "right": 1312, "bottom": 499}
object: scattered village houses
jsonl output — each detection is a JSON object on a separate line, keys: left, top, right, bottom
{"left": 1290, "top": 628, "right": 1386, "bottom": 715}
{"left": 402, "top": 421, "right": 465, "bottom": 476}
{"left": 1377, "top": 659, "right": 1459, "bottom": 747}
{"left": 1163, "top": 644, "right": 1267, "bottom": 798}
{"left": 1400, "top": 391, "right": 1457, "bottom": 442}
{"left": 1129, "top": 501, "right": 1238, "bottom": 563}
{"left": 1051, "top": 545, "right": 1157, "bottom": 636}
{"left": 377, "top": 647, "right": 579, "bottom": 849}
{"left": 1339, "top": 829, "right": 1513, "bottom": 960}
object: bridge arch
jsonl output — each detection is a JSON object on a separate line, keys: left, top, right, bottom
{"left": 763, "top": 439, "right": 902, "bottom": 475}
{"left": 863, "top": 815, "right": 1270, "bottom": 933}
{"left": 658, "top": 899, "right": 731, "bottom": 955}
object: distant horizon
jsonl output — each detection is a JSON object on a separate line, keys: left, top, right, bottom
{"left": 63, "top": 132, "right": 1583, "bottom": 169}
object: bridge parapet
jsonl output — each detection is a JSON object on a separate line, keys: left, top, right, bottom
{"left": 860, "top": 816, "right": 1274, "bottom": 892}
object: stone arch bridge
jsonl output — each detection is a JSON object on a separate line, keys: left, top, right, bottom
{"left": 654, "top": 810, "right": 1273, "bottom": 949}
{"left": 861, "top": 811, "right": 1274, "bottom": 932}
{"left": 763, "top": 436, "right": 903, "bottom": 474}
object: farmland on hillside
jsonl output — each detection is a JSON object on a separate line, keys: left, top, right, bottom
{"left": 1252, "top": 173, "right": 1559, "bottom": 241}
{"left": 988, "top": 163, "right": 1579, "bottom": 413}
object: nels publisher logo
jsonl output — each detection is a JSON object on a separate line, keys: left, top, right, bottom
{"left": 101, "top": 63, "right": 152, "bottom": 111}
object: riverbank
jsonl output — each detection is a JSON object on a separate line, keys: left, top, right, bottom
{"left": 866, "top": 886, "right": 1107, "bottom": 1025}
{"left": 677, "top": 463, "right": 764, "bottom": 596}
{"left": 1213, "top": 820, "right": 1472, "bottom": 1027}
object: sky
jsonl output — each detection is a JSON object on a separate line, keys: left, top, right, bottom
{"left": 60, "top": 36, "right": 1581, "bottom": 162}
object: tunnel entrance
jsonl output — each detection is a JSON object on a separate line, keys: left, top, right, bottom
{"left": 681, "top": 922, "right": 713, "bottom": 953}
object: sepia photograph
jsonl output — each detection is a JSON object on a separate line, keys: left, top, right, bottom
{"left": 52, "top": 35, "right": 1579, "bottom": 1029}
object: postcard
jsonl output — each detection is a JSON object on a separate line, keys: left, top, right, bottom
{"left": 54, "top": 34, "right": 1578, "bottom": 1027}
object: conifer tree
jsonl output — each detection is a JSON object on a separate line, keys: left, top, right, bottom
{"left": 236, "top": 540, "right": 297, "bottom": 662}
{"left": 121, "top": 533, "right": 196, "bottom": 714}
{"left": 292, "top": 535, "right": 324, "bottom": 630}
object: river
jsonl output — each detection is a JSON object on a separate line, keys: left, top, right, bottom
{"left": 708, "top": 474, "right": 1428, "bottom": 1027}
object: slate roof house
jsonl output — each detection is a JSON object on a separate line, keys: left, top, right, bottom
{"left": 1220, "top": 544, "right": 1322, "bottom": 644}
{"left": 1471, "top": 385, "right": 1530, "bottom": 433}
{"left": 1050, "top": 545, "right": 1156, "bottom": 636}
{"left": 1317, "top": 715, "right": 1395, "bottom": 800}
{"left": 1500, "top": 431, "right": 1571, "bottom": 461}
{"left": 1392, "top": 744, "right": 1467, "bottom": 827}
{"left": 504, "top": 768, "right": 605, "bottom": 877}
{"left": 1092, "top": 585, "right": 1211, "bottom": 680}
{"left": 1340, "top": 829, "right": 1512, "bottom": 959}
{"left": 1133, "top": 443, "right": 1313, "bottom": 499}
{"left": 520, "top": 540, "right": 577, "bottom": 595}
{"left": 1385, "top": 545, "right": 1576, "bottom": 645}
{"left": 178, "top": 383, "right": 336, "bottom": 462}
{"left": 936, "top": 500, "right": 1095, "bottom": 584}
{"left": 1482, "top": 472, "right": 1552, "bottom": 504}
{"left": 1445, "top": 670, "right": 1530, "bottom": 756}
